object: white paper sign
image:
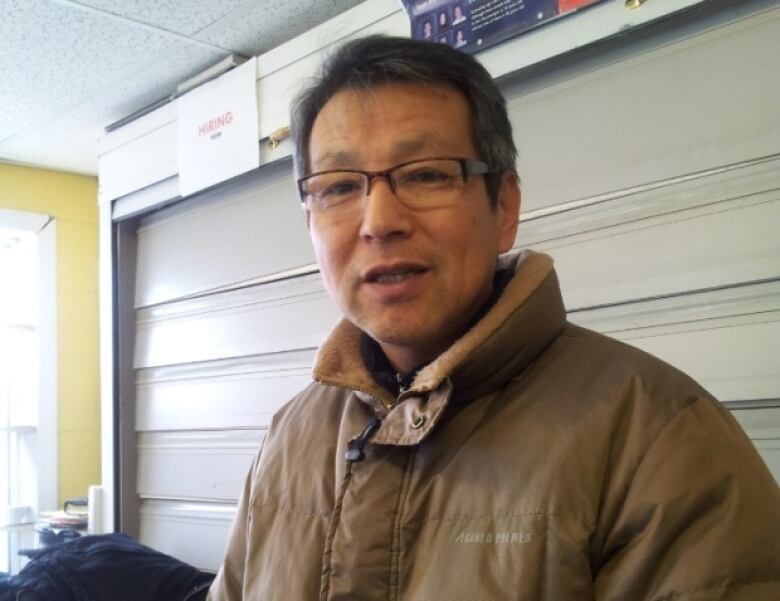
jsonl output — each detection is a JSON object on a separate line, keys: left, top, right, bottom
{"left": 177, "top": 57, "right": 260, "bottom": 196}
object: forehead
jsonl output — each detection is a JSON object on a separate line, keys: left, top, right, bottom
{"left": 308, "top": 83, "right": 476, "bottom": 170}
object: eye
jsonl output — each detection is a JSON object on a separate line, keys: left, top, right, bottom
{"left": 396, "top": 160, "right": 462, "bottom": 188}
{"left": 406, "top": 167, "right": 450, "bottom": 183}
{"left": 303, "top": 173, "right": 365, "bottom": 209}
{"left": 321, "top": 178, "right": 363, "bottom": 198}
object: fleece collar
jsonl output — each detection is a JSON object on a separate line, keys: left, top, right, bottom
{"left": 311, "top": 250, "right": 565, "bottom": 446}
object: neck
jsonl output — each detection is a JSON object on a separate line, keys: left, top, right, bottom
{"left": 380, "top": 341, "right": 444, "bottom": 376}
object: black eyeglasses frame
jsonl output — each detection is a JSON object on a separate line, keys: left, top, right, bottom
{"left": 296, "top": 156, "right": 492, "bottom": 208}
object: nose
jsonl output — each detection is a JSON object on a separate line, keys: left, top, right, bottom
{"left": 359, "top": 176, "right": 414, "bottom": 242}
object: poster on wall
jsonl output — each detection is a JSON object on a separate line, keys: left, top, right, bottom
{"left": 401, "top": 0, "right": 604, "bottom": 53}
{"left": 177, "top": 57, "right": 260, "bottom": 197}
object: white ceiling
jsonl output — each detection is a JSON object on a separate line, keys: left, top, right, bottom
{"left": 0, "top": 0, "right": 365, "bottom": 176}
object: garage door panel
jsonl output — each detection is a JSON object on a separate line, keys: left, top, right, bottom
{"left": 136, "top": 350, "right": 315, "bottom": 431}
{"left": 137, "top": 430, "right": 263, "bottom": 502}
{"left": 134, "top": 274, "right": 338, "bottom": 368}
{"left": 571, "top": 281, "right": 780, "bottom": 403}
{"left": 621, "top": 319, "right": 779, "bottom": 403}
{"left": 731, "top": 408, "right": 780, "bottom": 483}
{"left": 509, "top": 14, "right": 780, "bottom": 212}
{"left": 135, "top": 161, "right": 312, "bottom": 309}
{"left": 519, "top": 155, "right": 779, "bottom": 245}
{"left": 540, "top": 193, "right": 779, "bottom": 310}
{"left": 138, "top": 500, "right": 236, "bottom": 571}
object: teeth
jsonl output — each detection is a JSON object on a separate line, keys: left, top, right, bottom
{"left": 374, "top": 270, "right": 416, "bottom": 283}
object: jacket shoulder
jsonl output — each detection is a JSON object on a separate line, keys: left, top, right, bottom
{"left": 270, "top": 380, "right": 353, "bottom": 431}
{"left": 552, "top": 326, "right": 780, "bottom": 596}
{"left": 555, "top": 321, "right": 714, "bottom": 410}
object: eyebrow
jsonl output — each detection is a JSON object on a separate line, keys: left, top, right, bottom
{"left": 393, "top": 137, "right": 428, "bottom": 157}
{"left": 312, "top": 150, "right": 357, "bottom": 170}
{"left": 312, "top": 136, "right": 447, "bottom": 172}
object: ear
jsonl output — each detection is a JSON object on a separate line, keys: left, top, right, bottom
{"left": 496, "top": 173, "right": 521, "bottom": 253}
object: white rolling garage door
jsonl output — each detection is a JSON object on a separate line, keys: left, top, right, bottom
{"left": 130, "top": 163, "right": 340, "bottom": 570}
{"left": 125, "top": 7, "right": 779, "bottom": 571}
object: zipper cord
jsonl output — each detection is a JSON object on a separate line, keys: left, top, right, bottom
{"left": 396, "top": 371, "right": 418, "bottom": 395}
{"left": 345, "top": 416, "right": 382, "bottom": 462}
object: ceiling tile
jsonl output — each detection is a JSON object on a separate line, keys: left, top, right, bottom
{"left": 0, "top": 39, "right": 226, "bottom": 175}
{"left": 0, "top": 115, "right": 101, "bottom": 175}
{"left": 195, "top": 0, "right": 364, "bottom": 56}
{"left": 74, "top": 0, "right": 252, "bottom": 36}
{"left": 0, "top": 0, "right": 370, "bottom": 174}
{"left": 87, "top": 41, "right": 227, "bottom": 128}
{"left": 0, "top": 0, "right": 186, "bottom": 143}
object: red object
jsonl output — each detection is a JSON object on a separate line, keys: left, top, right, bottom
{"left": 559, "top": 0, "right": 598, "bottom": 13}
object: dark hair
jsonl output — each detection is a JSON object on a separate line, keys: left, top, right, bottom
{"left": 290, "top": 35, "right": 517, "bottom": 205}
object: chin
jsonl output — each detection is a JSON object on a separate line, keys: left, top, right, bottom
{"left": 365, "top": 326, "right": 420, "bottom": 347}
{"left": 367, "top": 320, "right": 447, "bottom": 352}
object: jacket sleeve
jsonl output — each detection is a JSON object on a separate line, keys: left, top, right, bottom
{"left": 594, "top": 396, "right": 780, "bottom": 600}
{"left": 206, "top": 440, "right": 264, "bottom": 601}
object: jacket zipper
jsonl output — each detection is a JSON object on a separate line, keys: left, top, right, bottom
{"left": 388, "top": 446, "right": 416, "bottom": 601}
{"left": 319, "top": 460, "right": 355, "bottom": 601}
{"left": 320, "top": 411, "right": 384, "bottom": 598}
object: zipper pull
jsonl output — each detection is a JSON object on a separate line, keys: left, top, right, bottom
{"left": 396, "top": 372, "right": 408, "bottom": 394}
{"left": 345, "top": 417, "right": 381, "bottom": 463}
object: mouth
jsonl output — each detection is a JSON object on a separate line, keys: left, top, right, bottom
{"left": 363, "top": 263, "right": 429, "bottom": 284}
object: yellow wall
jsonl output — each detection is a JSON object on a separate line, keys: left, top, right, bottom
{"left": 0, "top": 162, "right": 99, "bottom": 506}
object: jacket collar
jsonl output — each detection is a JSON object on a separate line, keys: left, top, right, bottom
{"left": 311, "top": 250, "right": 565, "bottom": 446}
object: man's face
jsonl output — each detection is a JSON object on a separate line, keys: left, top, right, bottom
{"left": 307, "top": 83, "right": 519, "bottom": 371}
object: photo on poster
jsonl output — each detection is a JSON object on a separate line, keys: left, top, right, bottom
{"left": 436, "top": 6, "right": 449, "bottom": 30}
{"left": 454, "top": 26, "right": 467, "bottom": 48}
{"left": 452, "top": 2, "right": 467, "bottom": 25}
{"left": 438, "top": 30, "right": 453, "bottom": 46}
{"left": 419, "top": 15, "right": 435, "bottom": 38}
{"left": 400, "top": 0, "right": 605, "bottom": 54}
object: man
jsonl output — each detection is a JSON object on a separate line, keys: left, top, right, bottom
{"left": 208, "top": 35, "right": 780, "bottom": 600}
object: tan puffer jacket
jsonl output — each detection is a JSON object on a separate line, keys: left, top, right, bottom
{"left": 208, "top": 251, "right": 780, "bottom": 601}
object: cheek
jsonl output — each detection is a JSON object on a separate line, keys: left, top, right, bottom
{"left": 446, "top": 221, "right": 502, "bottom": 285}
{"left": 443, "top": 215, "right": 500, "bottom": 261}
{"left": 310, "top": 227, "right": 351, "bottom": 297}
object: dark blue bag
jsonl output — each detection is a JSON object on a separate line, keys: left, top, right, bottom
{"left": 0, "top": 533, "right": 213, "bottom": 601}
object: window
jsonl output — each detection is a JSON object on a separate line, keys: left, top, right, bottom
{"left": 0, "top": 212, "right": 56, "bottom": 574}
{"left": 1, "top": 226, "right": 38, "bottom": 522}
